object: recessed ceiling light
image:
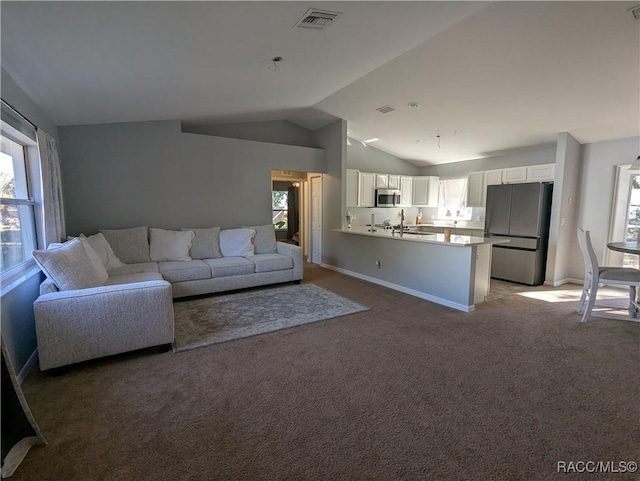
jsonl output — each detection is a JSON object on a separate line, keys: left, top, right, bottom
{"left": 364, "top": 138, "right": 379, "bottom": 143}
{"left": 408, "top": 102, "right": 420, "bottom": 109}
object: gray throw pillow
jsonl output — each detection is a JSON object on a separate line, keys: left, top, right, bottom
{"left": 181, "top": 227, "right": 222, "bottom": 260}
{"left": 246, "top": 224, "right": 277, "bottom": 254}
{"left": 100, "top": 226, "right": 151, "bottom": 264}
{"left": 32, "top": 238, "right": 107, "bottom": 291}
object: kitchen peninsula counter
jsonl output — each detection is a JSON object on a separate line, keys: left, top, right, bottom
{"left": 328, "top": 227, "right": 509, "bottom": 312}
{"left": 336, "top": 226, "right": 506, "bottom": 247}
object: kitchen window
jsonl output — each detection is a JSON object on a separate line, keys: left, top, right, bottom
{"left": 438, "top": 178, "right": 472, "bottom": 220}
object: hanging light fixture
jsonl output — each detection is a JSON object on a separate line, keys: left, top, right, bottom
{"left": 630, "top": 155, "right": 640, "bottom": 170}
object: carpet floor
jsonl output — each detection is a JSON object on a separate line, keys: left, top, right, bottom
{"left": 12, "top": 264, "right": 640, "bottom": 481}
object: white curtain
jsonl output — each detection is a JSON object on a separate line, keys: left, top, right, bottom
{"left": 36, "top": 129, "right": 66, "bottom": 245}
{"left": 439, "top": 178, "right": 468, "bottom": 215}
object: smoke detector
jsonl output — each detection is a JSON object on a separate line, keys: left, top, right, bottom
{"left": 294, "top": 8, "right": 342, "bottom": 30}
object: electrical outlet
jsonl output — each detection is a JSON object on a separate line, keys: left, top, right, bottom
{"left": 375, "top": 260, "right": 381, "bottom": 268}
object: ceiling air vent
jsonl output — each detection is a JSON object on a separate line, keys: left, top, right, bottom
{"left": 376, "top": 105, "right": 395, "bottom": 114}
{"left": 630, "top": 4, "right": 640, "bottom": 20}
{"left": 294, "top": 8, "right": 342, "bottom": 30}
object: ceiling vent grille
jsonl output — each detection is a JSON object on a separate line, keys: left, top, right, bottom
{"left": 630, "top": 4, "right": 640, "bottom": 20}
{"left": 294, "top": 8, "right": 342, "bottom": 30}
{"left": 376, "top": 105, "right": 395, "bottom": 114}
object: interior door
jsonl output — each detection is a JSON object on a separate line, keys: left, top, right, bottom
{"left": 310, "top": 175, "right": 322, "bottom": 264}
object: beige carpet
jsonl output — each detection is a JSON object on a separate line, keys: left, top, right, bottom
{"left": 12, "top": 264, "right": 640, "bottom": 481}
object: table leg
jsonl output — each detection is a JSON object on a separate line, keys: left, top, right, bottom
{"left": 629, "top": 286, "right": 638, "bottom": 318}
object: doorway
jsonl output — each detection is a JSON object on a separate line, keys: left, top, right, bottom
{"left": 310, "top": 175, "right": 322, "bottom": 265}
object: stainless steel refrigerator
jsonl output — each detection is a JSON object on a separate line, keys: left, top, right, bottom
{"left": 485, "top": 182, "right": 553, "bottom": 285}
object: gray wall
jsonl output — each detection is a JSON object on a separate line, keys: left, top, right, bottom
{"left": 58, "top": 120, "right": 326, "bottom": 235}
{"left": 419, "top": 142, "right": 557, "bottom": 179}
{"left": 182, "top": 119, "right": 318, "bottom": 148}
{"left": 569, "top": 135, "right": 640, "bottom": 281}
{"left": 1, "top": 68, "right": 59, "bottom": 374}
{"left": 314, "top": 120, "right": 346, "bottom": 266}
{"left": 347, "top": 138, "right": 422, "bottom": 175}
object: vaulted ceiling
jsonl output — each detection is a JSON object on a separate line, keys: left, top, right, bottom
{"left": 2, "top": 1, "right": 638, "bottom": 165}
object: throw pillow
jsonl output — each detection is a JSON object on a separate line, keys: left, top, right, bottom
{"left": 219, "top": 228, "right": 256, "bottom": 257}
{"left": 100, "top": 226, "right": 150, "bottom": 264}
{"left": 181, "top": 227, "right": 222, "bottom": 260}
{"left": 245, "top": 224, "right": 277, "bottom": 254}
{"left": 81, "top": 233, "right": 125, "bottom": 270}
{"left": 149, "top": 228, "right": 194, "bottom": 262}
{"left": 33, "top": 238, "right": 108, "bottom": 291}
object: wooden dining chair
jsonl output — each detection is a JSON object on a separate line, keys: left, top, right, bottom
{"left": 577, "top": 228, "right": 640, "bottom": 322}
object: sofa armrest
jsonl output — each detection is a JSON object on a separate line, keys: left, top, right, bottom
{"left": 276, "top": 242, "right": 303, "bottom": 280}
{"left": 34, "top": 280, "right": 174, "bottom": 370}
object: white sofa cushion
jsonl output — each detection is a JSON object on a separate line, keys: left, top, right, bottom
{"left": 204, "top": 257, "right": 255, "bottom": 278}
{"left": 245, "top": 224, "right": 277, "bottom": 254}
{"left": 219, "top": 228, "right": 255, "bottom": 257}
{"left": 158, "top": 260, "right": 211, "bottom": 282}
{"left": 33, "top": 238, "right": 107, "bottom": 291}
{"left": 107, "top": 262, "right": 159, "bottom": 277}
{"left": 182, "top": 227, "right": 222, "bottom": 260}
{"left": 100, "top": 226, "right": 151, "bottom": 264}
{"left": 149, "top": 228, "right": 194, "bottom": 262}
{"left": 81, "top": 233, "right": 125, "bottom": 270}
{"left": 246, "top": 253, "right": 293, "bottom": 273}
{"left": 104, "top": 272, "right": 164, "bottom": 286}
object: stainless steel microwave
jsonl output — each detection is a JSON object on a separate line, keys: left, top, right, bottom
{"left": 375, "top": 189, "right": 401, "bottom": 207}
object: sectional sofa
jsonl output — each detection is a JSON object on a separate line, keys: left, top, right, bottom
{"left": 32, "top": 225, "right": 303, "bottom": 370}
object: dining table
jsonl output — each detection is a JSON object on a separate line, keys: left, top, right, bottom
{"left": 606, "top": 240, "right": 640, "bottom": 256}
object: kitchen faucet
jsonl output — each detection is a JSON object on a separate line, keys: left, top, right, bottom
{"left": 399, "top": 209, "right": 405, "bottom": 237}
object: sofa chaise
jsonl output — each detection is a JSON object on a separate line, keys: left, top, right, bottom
{"left": 32, "top": 225, "right": 303, "bottom": 370}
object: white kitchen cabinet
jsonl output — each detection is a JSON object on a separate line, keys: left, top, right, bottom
{"left": 485, "top": 169, "right": 503, "bottom": 186}
{"left": 412, "top": 176, "right": 439, "bottom": 207}
{"left": 387, "top": 175, "right": 400, "bottom": 190}
{"left": 375, "top": 174, "right": 388, "bottom": 189}
{"left": 501, "top": 167, "right": 528, "bottom": 184}
{"left": 359, "top": 172, "right": 376, "bottom": 207}
{"left": 527, "top": 163, "right": 555, "bottom": 182}
{"left": 398, "top": 176, "right": 413, "bottom": 207}
{"left": 466, "top": 172, "right": 484, "bottom": 207}
{"left": 346, "top": 169, "right": 359, "bottom": 207}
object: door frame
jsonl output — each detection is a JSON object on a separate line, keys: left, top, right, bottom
{"left": 309, "top": 174, "right": 323, "bottom": 264}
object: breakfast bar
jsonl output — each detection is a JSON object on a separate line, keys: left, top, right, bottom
{"left": 332, "top": 226, "right": 509, "bottom": 312}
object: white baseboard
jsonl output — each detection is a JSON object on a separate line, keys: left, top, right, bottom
{"left": 320, "top": 263, "right": 474, "bottom": 312}
{"left": 544, "top": 278, "right": 582, "bottom": 287}
{"left": 17, "top": 349, "right": 38, "bottom": 385}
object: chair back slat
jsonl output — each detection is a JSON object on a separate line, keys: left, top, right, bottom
{"left": 577, "top": 228, "right": 599, "bottom": 279}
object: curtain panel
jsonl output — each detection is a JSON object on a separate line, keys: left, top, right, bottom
{"left": 36, "top": 129, "right": 66, "bottom": 246}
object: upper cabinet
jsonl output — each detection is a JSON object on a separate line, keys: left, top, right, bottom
{"left": 359, "top": 172, "right": 376, "bottom": 207}
{"left": 398, "top": 176, "right": 413, "bottom": 207}
{"left": 466, "top": 164, "right": 555, "bottom": 207}
{"left": 375, "top": 174, "right": 388, "bottom": 189}
{"left": 527, "top": 164, "right": 555, "bottom": 182}
{"left": 501, "top": 167, "right": 528, "bottom": 184}
{"left": 412, "top": 176, "right": 439, "bottom": 207}
{"left": 346, "top": 169, "right": 376, "bottom": 207}
{"left": 387, "top": 175, "right": 400, "bottom": 190}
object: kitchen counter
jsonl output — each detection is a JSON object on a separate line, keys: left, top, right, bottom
{"left": 336, "top": 226, "right": 507, "bottom": 247}
{"left": 330, "top": 227, "right": 508, "bottom": 312}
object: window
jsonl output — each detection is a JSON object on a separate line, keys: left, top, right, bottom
{"left": 438, "top": 178, "right": 472, "bottom": 220}
{"left": 622, "top": 173, "right": 640, "bottom": 268}
{"left": 1, "top": 102, "right": 40, "bottom": 280}
{"left": 272, "top": 189, "right": 288, "bottom": 230}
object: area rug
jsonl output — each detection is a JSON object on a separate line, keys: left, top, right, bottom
{"left": 172, "top": 284, "right": 369, "bottom": 352}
